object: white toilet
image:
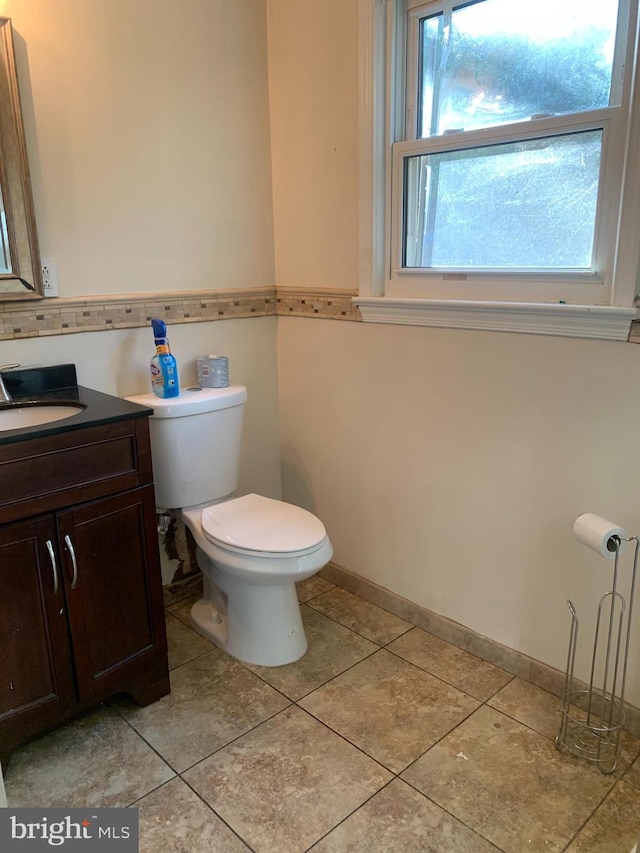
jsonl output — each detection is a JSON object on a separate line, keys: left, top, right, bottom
{"left": 126, "top": 386, "right": 333, "bottom": 666}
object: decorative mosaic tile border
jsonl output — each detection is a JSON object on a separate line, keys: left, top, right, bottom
{"left": 320, "top": 560, "right": 640, "bottom": 737}
{"left": 0, "top": 286, "right": 361, "bottom": 341}
{"left": 0, "top": 287, "right": 277, "bottom": 340}
{"left": 276, "top": 287, "right": 361, "bottom": 322}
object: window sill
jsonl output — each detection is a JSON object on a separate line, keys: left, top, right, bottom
{"left": 353, "top": 297, "right": 639, "bottom": 341}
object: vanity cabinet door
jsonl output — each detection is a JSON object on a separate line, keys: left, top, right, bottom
{"left": 0, "top": 516, "right": 75, "bottom": 755}
{"left": 56, "top": 486, "right": 168, "bottom": 704}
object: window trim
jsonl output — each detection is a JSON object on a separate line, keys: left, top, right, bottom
{"left": 356, "top": 0, "right": 640, "bottom": 339}
{"left": 355, "top": 296, "right": 638, "bottom": 338}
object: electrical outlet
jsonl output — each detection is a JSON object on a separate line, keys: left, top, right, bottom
{"left": 41, "top": 257, "right": 59, "bottom": 297}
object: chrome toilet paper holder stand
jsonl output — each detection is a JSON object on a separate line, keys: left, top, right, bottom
{"left": 556, "top": 532, "right": 639, "bottom": 774}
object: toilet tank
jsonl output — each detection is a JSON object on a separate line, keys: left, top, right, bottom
{"left": 125, "top": 386, "right": 247, "bottom": 510}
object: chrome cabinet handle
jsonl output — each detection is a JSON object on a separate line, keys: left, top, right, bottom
{"left": 65, "top": 534, "right": 78, "bottom": 589}
{"left": 46, "top": 539, "right": 59, "bottom": 595}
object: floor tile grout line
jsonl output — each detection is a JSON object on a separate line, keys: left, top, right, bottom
{"left": 381, "top": 624, "right": 416, "bottom": 644}
{"left": 302, "top": 584, "right": 517, "bottom": 677}
{"left": 481, "top": 673, "right": 517, "bottom": 703}
{"left": 283, "top": 645, "right": 382, "bottom": 703}
{"left": 558, "top": 779, "right": 626, "bottom": 853}
{"left": 480, "top": 698, "right": 567, "bottom": 748}
{"left": 229, "top": 624, "right": 384, "bottom": 704}
{"left": 302, "top": 777, "right": 399, "bottom": 852}
{"left": 292, "top": 704, "right": 397, "bottom": 776}
{"left": 127, "top": 771, "right": 257, "bottom": 853}
{"left": 397, "top": 774, "right": 507, "bottom": 853}
{"left": 398, "top": 699, "right": 620, "bottom": 853}
{"left": 126, "top": 777, "right": 175, "bottom": 809}
{"left": 304, "top": 594, "right": 414, "bottom": 641}
{"left": 306, "top": 583, "right": 412, "bottom": 623}
{"left": 173, "top": 703, "right": 394, "bottom": 853}
{"left": 122, "top": 696, "right": 394, "bottom": 853}
{"left": 110, "top": 702, "right": 186, "bottom": 778}
{"left": 481, "top": 689, "right": 640, "bottom": 778}
{"left": 297, "top": 682, "right": 483, "bottom": 779}
{"left": 166, "top": 631, "right": 441, "bottom": 783}
{"left": 382, "top": 642, "right": 514, "bottom": 704}
{"left": 171, "top": 643, "right": 298, "bottom": 708}
{"left": 303, "top": 599, "right": 414, "bottom": 646}
{"left": 164, "top": 699, "right": 296, "bottom": 776}
{"left": 396, "top": 701, "right": 486, "bottom": 779}
{"left": 296, "top": 583, "right": 336, "bottom": 605}
{"left": 626, "top": 769, "right": 640, "bottom": 791}
{"left": 291, "top": 658, "right": 484, "bottom": 776}
{"left": 168, "top": 646, "right": 215, "bottom": 672}
{"left": 231, "top": 645, "right": 381, "bottom": 704}
{"left": 176, "top": 773, "right": 258, "bottom": 853}
{"left": 112, "top": 688, "right": 294, "bottom": 778}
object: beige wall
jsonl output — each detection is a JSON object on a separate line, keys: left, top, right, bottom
{"left": 267, "top": 0, "right": 359, "bottom": 288}
{"left": 278, "top": 318, "right": 640, "bottom": 703}
{"left": 269, "top": 0, "right": 640, "bottom": 706}
{"left": 0, "top": 0, "right": 281, "bottom": 498}
{"left": 0, "top": 0, "right": 275, "bottom": 296}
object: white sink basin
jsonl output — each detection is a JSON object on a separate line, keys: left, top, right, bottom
{"left": 0, "top": 403, "right": 85, "bottom": 431}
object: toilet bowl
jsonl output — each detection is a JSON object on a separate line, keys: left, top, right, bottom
{"left": 125, "top": 386, "right": 333, "bottom": 667}
{"left": 183, "top": 493, "right": 333, "bottom": 665}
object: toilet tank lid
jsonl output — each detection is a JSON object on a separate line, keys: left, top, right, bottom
{"left": 125, "top": 385, "right": 247, "bottom": 418}
{"left": 201, "top": 494, "right": 327, "bottom": 553}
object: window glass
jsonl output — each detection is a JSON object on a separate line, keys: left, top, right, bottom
{"left": 419, "top": 0, "right": 620, "bottom": 137}
{"left": 403, "top": 129, "right": 603, "bottom": 269}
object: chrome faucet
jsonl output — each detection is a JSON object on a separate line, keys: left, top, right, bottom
{"left": 0, "top": 363, "right": 20, "bottom": 403}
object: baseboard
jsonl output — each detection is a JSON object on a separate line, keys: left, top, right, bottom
{"left": 320, "top": 561, "right": 640, "bottom": 738}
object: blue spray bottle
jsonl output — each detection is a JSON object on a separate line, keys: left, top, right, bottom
{"left": 150, "top": 318, "right": 180, "bottom": 398}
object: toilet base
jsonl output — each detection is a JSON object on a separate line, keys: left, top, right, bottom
{"left": 190, "top": 597, "right": 228, "bottom": 648}
{"left": 189, "top": 579, "right": 308, "bottom": 667}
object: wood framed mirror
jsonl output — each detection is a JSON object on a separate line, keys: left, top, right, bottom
{"left": 0, "top": 17, "right": 42, "bottom": 300}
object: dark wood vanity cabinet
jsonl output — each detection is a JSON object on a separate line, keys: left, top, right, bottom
{"left": 0, "top": 514, "right": 76, "bottom": 751}
{"left": 0, "top": 416, "right": 169, "bottom": 759}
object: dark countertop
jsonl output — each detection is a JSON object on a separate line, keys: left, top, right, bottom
{"left": 0, "top": 364, "right": 153, "bottom": 446}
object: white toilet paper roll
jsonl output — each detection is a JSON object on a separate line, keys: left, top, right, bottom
{"left": 573, "top": 513, "right": 627, "bottom": 559}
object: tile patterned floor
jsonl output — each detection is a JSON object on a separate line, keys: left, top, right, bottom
{"left": 4, "top": 578, "right": 640, "bottom": 853}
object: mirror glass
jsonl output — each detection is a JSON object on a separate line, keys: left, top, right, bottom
{"left": 0, "top": 17, "right": 42, "bottom": 299}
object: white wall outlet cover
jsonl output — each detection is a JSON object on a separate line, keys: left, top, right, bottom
{"left": 41, "top": 256, "right": 59, "bottom": 297}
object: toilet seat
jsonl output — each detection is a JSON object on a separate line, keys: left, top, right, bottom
{"left": 200, "top": 493, "right": 327, "bottom": 556}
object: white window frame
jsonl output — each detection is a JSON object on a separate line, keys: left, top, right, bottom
{"left": 356, "top": 0, "right": 640, "bottom": 339}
